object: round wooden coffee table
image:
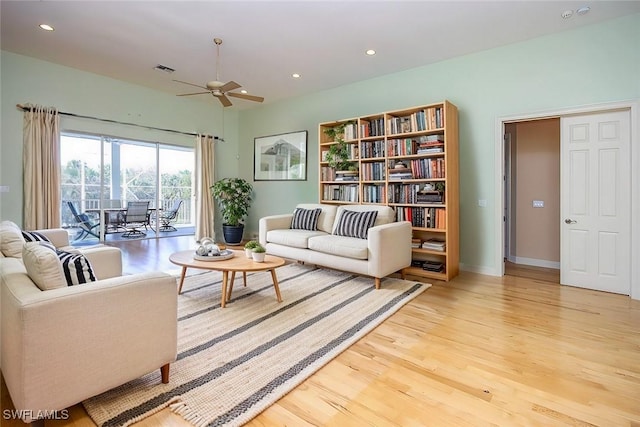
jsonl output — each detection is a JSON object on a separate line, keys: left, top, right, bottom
{"left": 169, "top": 249, "right": 285, "bottom": 308}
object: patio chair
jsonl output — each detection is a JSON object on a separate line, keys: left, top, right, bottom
{"left": 121, "top": 201, "right": 151, "bottom": 238}
{"left": 66, "top": 201, "right": 100, "bottom": 240}
{"left": 159, "top": 200, "right": 183, "bottom": 232}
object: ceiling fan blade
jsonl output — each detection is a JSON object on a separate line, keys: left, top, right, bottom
{"left": 177, "top": 91, "right": 212, "bottom": 96}
{"left": 220, "top": 81, "right": 241, "bottom": 92}
{"left": 227, "top": 92, "right": 264, "bottom": 103}
{"left": 218, "top": 94, "right": 232, "bottom": 107}
{"left": 173, "top": 79, "right": 208, "bottom": 90}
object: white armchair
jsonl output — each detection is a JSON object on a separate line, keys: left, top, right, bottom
{"left": 0, "top": 223, "right": 178, "bottom": 424}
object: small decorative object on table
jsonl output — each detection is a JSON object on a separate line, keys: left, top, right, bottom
{"left": 194, "top": 237, "right": 234, "bottom": 261}
{"left": 244, "top": 240, "right": 259, "bottom": 258}
{"left": 252, "top": 244, "right": 267, "bottom": 262}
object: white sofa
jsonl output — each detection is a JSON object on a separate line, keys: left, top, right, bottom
{"left": 0, "top": 222, "right": 178, "bottom": 423}
{"left": 259, "top": 204, "right": 412, "bottom": 288}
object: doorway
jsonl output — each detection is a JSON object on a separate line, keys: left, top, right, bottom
{"left": 496, "top": 101, "right": 638, "bottom": 297}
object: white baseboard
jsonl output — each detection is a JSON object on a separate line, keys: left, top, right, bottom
{"left": 460, "top": 263, "right": 501, "bottom": 276}
{"left": 512, "top": 256, "right": 560, "bottom": 269}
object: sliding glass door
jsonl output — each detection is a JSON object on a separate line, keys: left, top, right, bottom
{"left": 61, "top": 133, "right": 194, "bottom": 243}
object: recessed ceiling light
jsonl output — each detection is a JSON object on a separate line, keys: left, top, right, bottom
{"left": 39, "top": 24, "right": 54, "bottom": 31}
{"left": 292, "top": 73, "right": 301, "bottom": 78}
{"left": 366, "top": 49, "right": 376, "bottom": 56}
{"left": 576, "top": 6, "right": 590, "bottom": 15}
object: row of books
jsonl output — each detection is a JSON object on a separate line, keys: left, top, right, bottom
{"left": 387, "top": 107, "right": 444, "bottom": 135}
{"left": 362, "top": 184, "right": 386, "bottom": 203}
{"left": 410, "top": 158, "right": 446, "bottom": 179}
{"left": 396, "top": 207, "right": 446, "bottom": 229}
{"left": 322, "top": 184, "right": 359, "bottom": 202}
{"left": 360, "top": 139, "right": 386, "bottom": 159}
{"left": 389, "top": 184, "right": 444, "bottom": 204}
{"left": 360, "top": 162, "right": 385, "bottom": 181}
{"left": 387, "top": 135, "right": 445, "bottom": 157}
{"left": 360, "top": 118, "right": 385, "bottom": 137}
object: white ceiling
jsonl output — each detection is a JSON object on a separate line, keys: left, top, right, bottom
{"left": 2, "top": 1, "right": 639, "bottom": 110}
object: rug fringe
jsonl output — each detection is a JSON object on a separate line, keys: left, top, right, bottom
{"left": 169, "top": 398, "right": 209, "bottom": 427}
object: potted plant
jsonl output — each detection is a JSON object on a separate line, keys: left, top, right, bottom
{"left": 252, "top": 244, "right": 266, "bottom": 262}
{"left": 323, "top": 123, "right": 356, "bottom": 172}
{"left": 244, "top": 240, "right": 259, "bottom": 258}
{"left": 210, "top": 177, "right": 253, "bottom": 245}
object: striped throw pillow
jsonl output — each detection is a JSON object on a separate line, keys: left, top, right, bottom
{"left": 333, "top": 210, "right": 378, "bottom": 239}
{"left": 56, "top": 250, "right": 97, "bottom": 286}
{"left": 22, "top": 230, "right": 51, "bottom": 244}
{"left": 291, "top": 207, "right": 322, "bottom": 231}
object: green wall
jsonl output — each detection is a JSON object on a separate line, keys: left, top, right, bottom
{"left": 2, "top": 13, "right": 638, "bottom": 276}
{"left": 1, "top": 51, "right": 240, "bottom": 239}
{"left": 239, "top": 13, "right": 640, "bottom": 274}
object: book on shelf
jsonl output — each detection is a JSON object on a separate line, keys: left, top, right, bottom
{"left": 416, "top": 191, "right": 443, "bottom": 203}
{"left": 422, "top": 238, "right": 445, "bottom": 251}
{"left": 422, "top": 260, "right": 444, "bottom": 272}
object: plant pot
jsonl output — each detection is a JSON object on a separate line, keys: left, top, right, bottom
{"left": 252, "top": 252, "right": 266, "bottom": 262}
{"left": 245, "top": 248, "right": 254, "bottom": 258}
{"left": 222, "top": 224, "right": 244, "bottom": 245}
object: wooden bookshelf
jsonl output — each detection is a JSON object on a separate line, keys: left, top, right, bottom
{"left": 318, "top": 101, "right": 459, "bottom": 281}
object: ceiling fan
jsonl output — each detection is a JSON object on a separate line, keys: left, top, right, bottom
{"left": 173, "top": 38, "right": 264, "bottom": 107}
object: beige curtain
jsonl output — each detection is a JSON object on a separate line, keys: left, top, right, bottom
{"left": 22, "top": 104, "right": 61, "bottom": 230}
{"left": 195, "top": 134, "right": 215, "bottom": 242}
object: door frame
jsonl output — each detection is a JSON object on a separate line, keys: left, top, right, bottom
{"left": 494, "top": 100, "right": 639, "bottom": 299}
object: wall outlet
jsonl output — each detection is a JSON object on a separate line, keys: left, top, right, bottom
{"left": 533, "top": 200, "right": 544, "bottom": 208}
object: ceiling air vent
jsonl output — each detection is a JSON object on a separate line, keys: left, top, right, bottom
{"left": 154, "top": 64, "right": 175, "bottom": 73}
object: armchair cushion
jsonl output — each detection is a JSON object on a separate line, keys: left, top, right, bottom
{"left": 1, "top": 220, "right": 25, "bottom": 258}
{"left": 21, "top": 230, "right": 52, "bottom": 243}
{"left": 22, "top": 242, "right": 66, "bottom": 290}
{"left": 57, "top": 250, "right": 97, "bottom": 286}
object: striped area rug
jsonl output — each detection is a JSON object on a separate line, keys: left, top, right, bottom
{"left": 83, "top": 263, "right": 429, "bottom": 427}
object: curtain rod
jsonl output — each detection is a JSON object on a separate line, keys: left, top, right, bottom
{"left": 16, "top": 104, "right": 223, "bottom": 141}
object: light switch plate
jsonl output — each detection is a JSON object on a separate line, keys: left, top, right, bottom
{"left": 533, "top": 200, "right": 544, "bottom": 208}
{"left": 478, "top": 199, "right": 487, "bottom": 207}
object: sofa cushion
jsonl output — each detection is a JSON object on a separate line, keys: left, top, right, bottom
{"left": 308, "top": 235, "right": 369, "bottom": 260}
{"left": 333, "top": 210, "right": 378, "bottom": 239}
{"left": 1, "top": 220, "right": 26, "bottom": 258}
{"left": 291, "top": 207, "right": 322, "bottom": 231}
{"left": 22, "top": 242, "right": 66, "bottom": 290}
{"left": 22, "top": 230, "right": 52, "bottom": 244}
{"left": 57, "top": 250, "right": 97, "bottom": 286}
{"left": 295, "top": 203, "right": 337, "bottom": 234}
{"left": 267, "top": 229, "right": 326, "bottom": 249}
{"left": 334, "top": 204, "right": 395, "bottom": 227}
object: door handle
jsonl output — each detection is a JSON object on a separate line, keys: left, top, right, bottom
{"left": 564, "top": 218, "right": 577, "bottom": 224}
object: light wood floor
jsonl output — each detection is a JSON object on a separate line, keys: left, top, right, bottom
{"left": 2, "top": 237, "right": 639, "bottom": 426}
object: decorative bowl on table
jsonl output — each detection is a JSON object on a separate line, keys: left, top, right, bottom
{"left": 193, "top": 240, "right": 234, "bottom": 261}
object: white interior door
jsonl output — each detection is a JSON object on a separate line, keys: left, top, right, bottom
{"left": 560, "top": 110, "right": 631, "bottom": 294}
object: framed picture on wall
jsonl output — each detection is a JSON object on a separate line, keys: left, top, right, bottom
{"left": 254, "top": 130, "right": 308, "bottom": 181}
